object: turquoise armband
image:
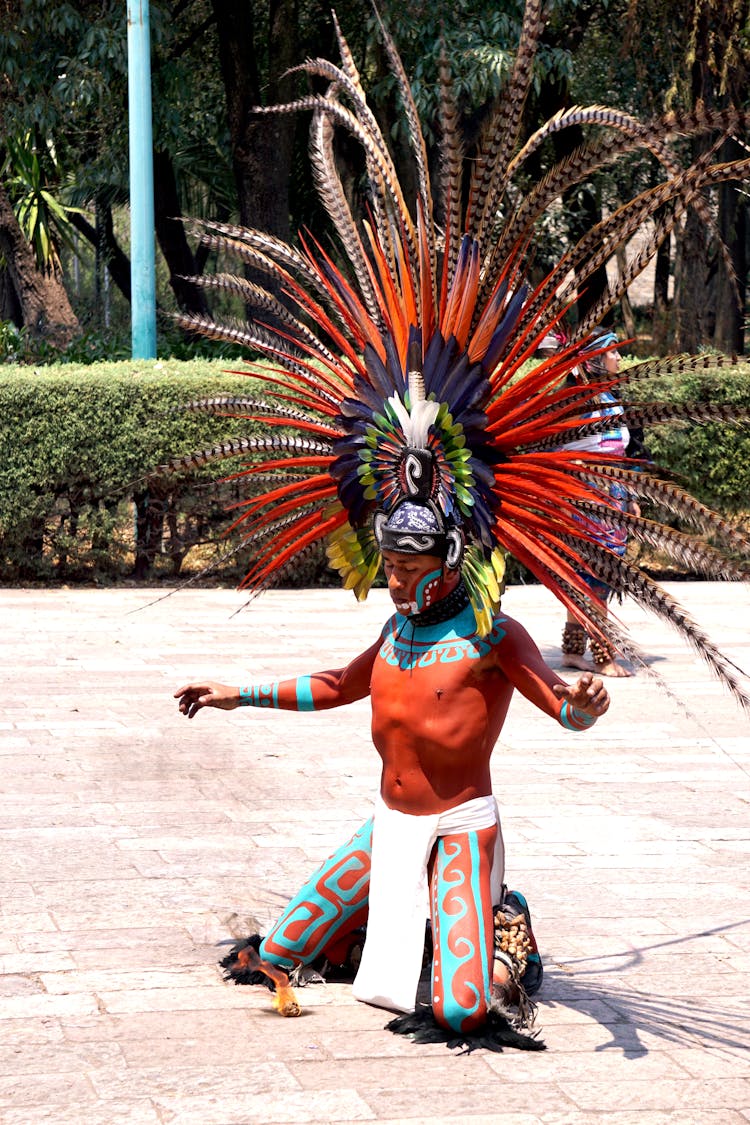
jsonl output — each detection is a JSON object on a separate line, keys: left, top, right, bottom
{"left": 238, "top": 676, "right": 316, "bottom": 711}
{"left": 559, "top": 700, "right": 596, "bottom": 730}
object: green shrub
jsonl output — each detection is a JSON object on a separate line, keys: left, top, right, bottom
{"left": 623, "top": 362, "right": 750, "bottom": 512}
{"left": 0, "top": 359, "right": 284, "bottom": 582}
{"left": 1, "top": 356, "right": 747, "bottom": 585}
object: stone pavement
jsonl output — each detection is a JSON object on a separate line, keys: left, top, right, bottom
{"left": 1, "top": 580, "right": 749, "bottom": 1125}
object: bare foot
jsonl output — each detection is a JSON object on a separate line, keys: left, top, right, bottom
{"left": 593, "top": 659, "right": 632, "bottom": 678}
{"left": 493, "top": 959, "right": 509, "bottom": 987}
{"left": 492, "top": 958, "right": 521, "bottom": 1007}
{"left": 561, "top": 653, "right": 595, "bottom": 672}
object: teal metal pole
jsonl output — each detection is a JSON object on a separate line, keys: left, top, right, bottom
{"left": 126, "top": 0, "right": 157, "bottom": 358}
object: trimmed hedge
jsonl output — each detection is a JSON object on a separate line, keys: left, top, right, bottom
{"left": 623, "top": 363, "right": 750, "bottom": 512}
{"left": 0, "top": 359, "right": 325, "bottom": 582}
{"left": 1, "top": 358, "right": 748, "bottom": 584}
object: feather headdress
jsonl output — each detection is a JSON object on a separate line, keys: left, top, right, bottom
{"left": 160, "top": 1, "right": 750, "bottom": 707}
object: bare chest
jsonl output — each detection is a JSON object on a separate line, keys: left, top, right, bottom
{"left": 370, "top": 614, "right": 507, "bottom": 701}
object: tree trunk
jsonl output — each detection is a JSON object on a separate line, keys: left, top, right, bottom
{"left": 713, "top": 139, "right": 746, "bottom": 355}
{"left": 153, "top": 149, "right": 210, "bottom": 315}
{"left": 133, "top": 489, "right": 166, "bottom": 579}
{"left": 671, "top": 1, "right": 721, "bottom": 353}
{"left": 672, "top": 208, "right": 711, "bottom": 352}
{"left": 0, "top": 266, "right": 23, "bottom": 325}
{"left": 534, "top": 73, "right": 608, "bottom": 328}
{"left": 69, "top": 207, "right": 132, "bottom": 303}
{"left": 652, "top": 227, "right": 671, "bottom": 354}
{"left": 615, "top": 245, "right": 636, "bottom": 340}
{"left": 0, "top": 181, "right": 79, "bottom": 346}
{"left": 211, "top": 0, "right": 299, "bottom": 242}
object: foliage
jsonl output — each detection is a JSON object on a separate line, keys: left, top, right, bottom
{"left": 0, "top": 360, "right": 274, "bottom": 581}
{"left": 0, "top": 322, "right": 28, "bottom": 363}
{"left": 1, "top": 134, "right": 83, "bottom": 273}
{"left": 0, "top": 311, "right": 250, "bottom": 365}
{"left": 366, "top": 0, "right": 573, "bottom": 143}
{"left": 0, "top": 0, "right": 231, "bottom": 202}
{"left": 0, "top": 0, "right": 233, "bottom": 335}
{"left": 624, "top": 361, "right": 750, "bottom": 512}
{"left": 1, "top": 1, "right": 127, "bottom": 186}
{"left": 2, "top": 0, "right": 749, "bottom": 358}
{"left": 1, "top": 357, "right": 746, "bottom": 585}
{"left": 0, "top": 322, "right": 129, "bottom": 365}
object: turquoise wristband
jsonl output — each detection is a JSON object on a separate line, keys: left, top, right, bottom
{"left": 238, "top": 676, "right": 316, "bottom": 711}
{"left": 559, "top": 700, "right": 596, "bottom": 730}
{"left": 239, "top": 684, "right": 278, "bottom": 707}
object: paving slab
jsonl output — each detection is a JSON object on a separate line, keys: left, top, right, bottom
{"left": 0, "top": 581, "right": 749, "bottom": 1124}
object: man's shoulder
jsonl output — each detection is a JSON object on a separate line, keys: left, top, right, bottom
{"left": 488, "top": 609, "right": 516, "bottom": 634}
{"left": 493, "top": 609, "right": 519, "bottom": 628}
{"left": 485, "top": 611, "right": 529, "bottom": 650}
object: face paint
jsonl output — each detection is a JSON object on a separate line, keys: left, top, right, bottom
{"left": 413, "top": 566, "right": 446, "bottom": 613}
{"left": 383, "top": 551, "right": 454, "bottom": 615}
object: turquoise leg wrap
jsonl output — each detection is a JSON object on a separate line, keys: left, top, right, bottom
{"left": 260, "top": 818, "right": 373, "bottom": 968}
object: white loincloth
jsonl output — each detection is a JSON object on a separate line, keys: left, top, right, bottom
{"left": 352, "top": 794, "right": 505, "bottom": 1014}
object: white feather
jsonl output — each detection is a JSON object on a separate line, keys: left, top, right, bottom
{"left": 388, "top": 392, "right": 439, "bottom": 447}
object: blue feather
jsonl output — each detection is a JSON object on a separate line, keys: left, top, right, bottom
{"left": 481, "top": 285, "right": 528, "bottom": 374}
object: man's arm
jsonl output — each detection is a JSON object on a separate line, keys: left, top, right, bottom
{"left": 493, "top": 616, "right": 609, "bottom": 728}
{"left": 175, "top": 638, "right": 382, "bottom": 719}
{"left": 551, "top": 672, "right": 610, "bottom": 729}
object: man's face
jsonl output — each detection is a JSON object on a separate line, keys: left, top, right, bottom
{"left": 382, "top": 549, "right": 454, "bottom": 615}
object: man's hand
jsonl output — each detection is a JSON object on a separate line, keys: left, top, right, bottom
{"left": 174, "top": 681, "right": 240, "bottom": 719}
{"left": 552, "top": 671, "right": 610, "bottom": 717}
